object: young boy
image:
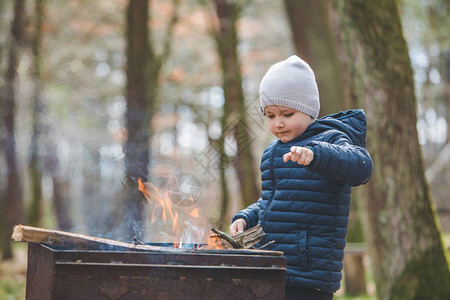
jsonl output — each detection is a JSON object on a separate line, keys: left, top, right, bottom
{"left": 230, "top": 55, "right": 373, "bottom": 299}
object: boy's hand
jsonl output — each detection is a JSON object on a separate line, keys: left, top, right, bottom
{"left": 229, "top": 218, "right": 247, "bottom": 236}
{"left": 283, "top": 146, "right": 314, "bottom": 166}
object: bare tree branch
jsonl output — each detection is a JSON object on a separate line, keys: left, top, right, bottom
{"left": 158, "top": 0, "right": 180, "bottom": 66}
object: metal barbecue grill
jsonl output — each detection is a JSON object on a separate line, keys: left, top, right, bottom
{"left": 25, "top": 242, "right": 287, "bottom": 300}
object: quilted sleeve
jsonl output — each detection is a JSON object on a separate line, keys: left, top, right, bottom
{"left": 306, "top": 133, "right": 373, "bottom": 186}
{"left": 232, "top": 199, "right": 262, "bottom": 229}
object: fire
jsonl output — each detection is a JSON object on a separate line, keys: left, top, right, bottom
{"left": 188, "top": 208, "right": 199, "bottom": 218}
{"left": 164, "top": 191, "right": 180, "bottom": 233}
{"left": 138, "top": 178, "right": 179, "bottom": 230}
{"left": 205, "top": 234, "right": 223, "bottom": 249}
{"left": 138, "top": 178, "right": 210, "bottom": 247}
{"left": 138, "top": 178, "right": 165, "bottom": 222}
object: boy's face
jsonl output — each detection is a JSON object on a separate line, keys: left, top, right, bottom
{"left": 264, "top": 105, "right": 314, "bottom": 143}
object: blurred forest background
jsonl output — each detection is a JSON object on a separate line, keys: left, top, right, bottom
{"left": 0, "top": 0, "right": 449, "bottom": 299}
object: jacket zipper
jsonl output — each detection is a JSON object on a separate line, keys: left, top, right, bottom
{"left": 261, "top": 142, "right": 280, "bottom": 229}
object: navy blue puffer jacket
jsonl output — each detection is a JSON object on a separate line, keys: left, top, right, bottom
{"left": 232, "top": 109, "right": 373, "bottom": 292}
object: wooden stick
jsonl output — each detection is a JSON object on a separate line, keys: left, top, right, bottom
{"left": 11, "top": 224, "right": 172, "bottom": 252}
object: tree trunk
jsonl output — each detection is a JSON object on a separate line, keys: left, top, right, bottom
{"left": 52, "top": 176, "right": 73, "bottom": 231}
{"left": 45, "top": 143, "right": 72, "bottom": 231}
{"left": 444, "top": 50, "right": 450, "bottom": 149}
{"left": 120, "top": 0, "right": 179, "bottom": 239}
{"left": 284, "top": 0, "right": 347, "bottom": 115}
{"left": 0, "top": 1, "right": 7, "bottom": 72}
{"left": 216, "top": 136, "right": 230, "bottom": 230}
{"left": 0, "top": 0, "right": 26, "bottom": 260}
{"left": 122, "top": 0, "right": 150, "bottom": 238}
{"left": 337, "top": 1, "right": 450, "bottom": 299}
{"left": 81, "top": 147, "right": 104, "bottom": 235}
{"left": 28, "top": 0, "right": 46, "bottom": 227}
{"left": 213, "top": 0, "right": 259, "bottom": 209}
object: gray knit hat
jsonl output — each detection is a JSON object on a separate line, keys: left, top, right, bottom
{"left": 260, "top": 55, "right": 320, "bottom": 119}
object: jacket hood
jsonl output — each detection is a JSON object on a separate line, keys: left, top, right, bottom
{"left": 301, "top": 109, "right": 368, "bottom": 148}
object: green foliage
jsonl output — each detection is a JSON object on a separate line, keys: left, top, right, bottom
{"left": 0, "top": 279, "right": 25, "bottom": 300}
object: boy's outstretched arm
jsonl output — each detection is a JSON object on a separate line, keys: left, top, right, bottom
{"left": 304, "top": 138, "right": 373, "bottom": 186}
{"left": 283, "top": 133, "right": 373, "bottom": 186}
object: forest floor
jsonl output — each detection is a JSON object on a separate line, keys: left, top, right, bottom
{"left": 0, "top": 244, "right": 27, "bottom": 300}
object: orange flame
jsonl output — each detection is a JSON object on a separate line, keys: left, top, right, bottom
{"left": 138, "top": 178, "right": 179, "bottom": 231}
{"left": 138, "top": 178, "right": 218, "bottom": 248}
{"left": 138, "top": 177, "right": 203, "bottom": 245}
{"left": 188, "top": 208, "right": 199, "bottom": 218}
{"left": 206, "top": 234, "right": 223, "bottom": 249}
{"left": 165, "top": 194, "right": 180, "bottom": 233}
{"left": 138, "top": 178, "right": 166, "bottom": 222}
